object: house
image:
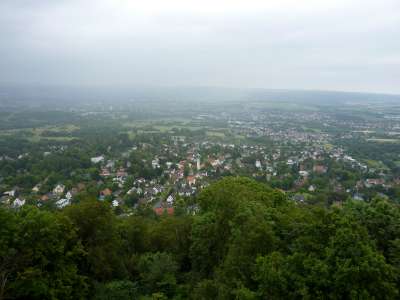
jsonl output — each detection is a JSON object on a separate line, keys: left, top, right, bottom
{"left": 292, "top": 194, "right": 305, "bottom": 202}
{"left": 154, "top": 207, "right": 174, "bottom": 216}
{"left": 287, "top": 159, "right": 295, "bottom": 165}
{"left": 32, "top": 184, "right": 41, "bottom": 193}
{"left": 128, "top": 187, "right": 143, "bottom": 195}
{"left": 112, "top": 199, "right": 119, "bottom": 207}
{"left": 152, "top": 186, "right": 163, "bottom": 194}
{"left": 100, "top": 188, "right": 112, "bottom": 198}
{"left": 56, "top": 198, "right": 70, "bottom": 209}
{"left": 187, "top": 175, "right": 196, "bottom": 186}
{"left": 210, "top": 159, "right": 222, "bottom": 168}
{"left": 13, "top": 198, "right": 25, "bottom": 208}
{"left": 178, "top": 160, "right": 186, "bottom": 170}
{"left": 101, "top": 188, "right": 112, "bottom": 196}
{"left": 343, "top": 155, "right": 355, "bottom": 161}
{"left": 136, "top": 178, "right": 146, "bottom": 184}
{"left": 365, "top": 178, "right": 385, "bottom": 187}
{"left": 166, "top": 195, "right": 174, "bottom": 205}
{"left": 100, "top": 168, "right": 111, "bottom": 177}
{"left": 4, "top": 189, "right": 16, "bottom": 197}
{"left": 91, "top": 155, "right": 105, "bottom": 164}
{"left": 65, "top": 191, "right": 73, "bottom": 200}
{"left": 308, "top": 185, "right": 316, "bottom": 192}
{"left": 313, "top": 165, "right": 327, "bottom": 174}
{"left": 53, "top": 184, "right": 65, "bottom": 195}
{"left": 116, "top": 168, "right": 128, "bottom": 178}
{"left": 299, "top": 170, "right": 309, "bottom": 177}
{"left": 152, "top": 159, "right": 160, "bottom": 169}
{"left": 255, "top": 160, "right": 262, "bottom": 169}
{"left": 294, "top": 178, "right": 306, "bottom": 188}
{"left": 127, "top": 187, "right": 136, "bottom": 195}
{"left": 106, "top": 160, "right": 115, "bottom": 169}
{"left": 41, "top": 194, "right": 50, "bottom": 201}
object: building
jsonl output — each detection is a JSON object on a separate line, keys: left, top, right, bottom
{"left": 53, "top": 184, "right": 65, "bottom": 195}
{"left": 166, "top": 195, "right": 174, "bottom": 205}
{"left": 313, "top": 165, "right": 327, "bottom": 174}
{"left": 91, "top": 155, "right": 105, "bottom": 164}
{"left": 56, "top": 198, "right": 71, "bottom": 209}
{"left": 13, "top": 198, "right": 25, "bottom": 208}
{"left": 187, "top": 176, "right": 196, "bottom": 186}
{"left": 154, "top": 207, "right": 174, "bottom": 216}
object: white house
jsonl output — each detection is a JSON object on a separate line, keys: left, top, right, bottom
{"left": 4, "top": 190, "right": 16, "bottom": 197}
{"left": 56, "top": 198, "right": 70, "bottom": 208}
{"left": 152, "top": 159, "right": 160, "bottom": 169}
{"left": 112, "top": 199, "right": 119, "bottom": 207}
{"left": 166, "top": 195, "right": 174, "bottom": 204}
{"left": 299, "top": 170, "right": 309, "bottom": 177}
{"left": 287, "top": 159, "right": 295, "bottom": 165}
{"left": 13, "top": 198, "right": 25, "bottom": 208}
{"left": 32, "top": 184, "right": 41, "bottom": 193}
{"left": 53, "top": 184, "right": 65, "bottom": 195}
{"left": 91, "top": 155, "right": 105, "bottom": 164}
{"left": 255, "top": 160, "right": 262, "bottom": 169}
{"left": 65, "top": 191, "right": 73, "bottom": 200}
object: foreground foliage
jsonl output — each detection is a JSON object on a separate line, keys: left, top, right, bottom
{"left": 1, "top": 177, "right": 400, "bottom": 299}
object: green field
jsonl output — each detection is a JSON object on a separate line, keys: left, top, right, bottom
{"left": 0, "top": 125, "right": 79, "bottom": 142}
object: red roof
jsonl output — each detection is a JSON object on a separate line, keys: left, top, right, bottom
{"left": 187, "top": 175, "right": 196, "bottom": 183}
{"left": 154, "top": 207, "right": 174, "bottom": 216}
{"left": 101, "top": 188, "right": 112, "bottom": 196}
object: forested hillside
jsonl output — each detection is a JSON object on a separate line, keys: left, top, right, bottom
{"left": 1, "top": 177, "right": 400, "bottom": 299}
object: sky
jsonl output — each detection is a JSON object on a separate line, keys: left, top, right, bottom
{"left": 0, "top": 0, "right": 399, "bottom": 94}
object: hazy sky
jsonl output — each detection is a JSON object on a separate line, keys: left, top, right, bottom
{"left": 0, "top": 0, "right": 399, "bottom": 93}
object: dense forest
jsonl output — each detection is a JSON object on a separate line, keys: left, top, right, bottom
{"left": 1, "top": 177, "right": 400, "bottom": 299}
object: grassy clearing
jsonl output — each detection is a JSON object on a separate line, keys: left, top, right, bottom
{"left": 123, "top": 119, "right": 206, "bottom": 133}
{"left": 0, "top": 125, "right": 79, "bottom": 142}
{"left": 206, "top": 131, "right": 226, "bottom": 138}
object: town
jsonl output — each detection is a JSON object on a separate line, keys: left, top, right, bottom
{"left": 2, "top": 96, "right": 400, "bottom": 214}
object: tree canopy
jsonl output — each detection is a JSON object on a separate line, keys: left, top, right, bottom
{"left": 1, "top": 177, "right": 400, "bottom": 299}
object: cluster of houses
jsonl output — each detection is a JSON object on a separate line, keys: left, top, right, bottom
{"left": 2, "top": 116, "right": 400, "bottom": 212}
{"left": 0, "top": 183, "right": 76, "bottom": 209}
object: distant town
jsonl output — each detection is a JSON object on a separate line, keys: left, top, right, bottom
{"left": 2, "top": 91, "right": 400, "bottom": 214}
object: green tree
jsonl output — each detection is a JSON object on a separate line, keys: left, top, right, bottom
{"left": 63, "top": 200, "right": 127, "bottom": 282}
{"left": 137, "top": 252, "right": 178, "bottom": 297}
{"left": 94, "top": 280, "right": 139, "bottom": 300}
{"left": 3, "top": 207, "right": 88, "bottom": 300}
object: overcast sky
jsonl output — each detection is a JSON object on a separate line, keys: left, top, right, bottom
{"left": 0, "top": 0, "right": 399, "bottom": 94}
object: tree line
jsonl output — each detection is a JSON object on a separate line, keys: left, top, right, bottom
{"left": 1, "top": 177, "right": 400, "bottom": 299}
